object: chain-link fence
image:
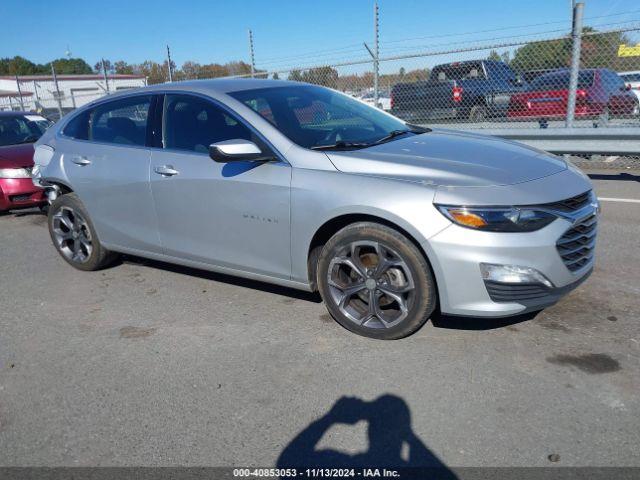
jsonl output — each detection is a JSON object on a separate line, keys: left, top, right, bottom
{"left": 2, "top": 4, "right": 640, "bottom": 164}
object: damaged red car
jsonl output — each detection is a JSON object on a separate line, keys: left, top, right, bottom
{"left": 0, "top": 111, "right": 52, "bottom": 213}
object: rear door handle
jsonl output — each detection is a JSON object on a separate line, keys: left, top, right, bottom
{"left": 154, "top": 165, "right": 179, "bottom": 177}
{"left": 71, "top": 156, "right": 91, "bottom": 166}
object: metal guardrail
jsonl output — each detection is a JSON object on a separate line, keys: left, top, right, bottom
{"left": 464, "top": 127, "right": 640, "bottom": 156}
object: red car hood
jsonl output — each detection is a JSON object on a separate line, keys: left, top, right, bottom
{"left": 0, "top": 143, "right": 35, "bottom": 168}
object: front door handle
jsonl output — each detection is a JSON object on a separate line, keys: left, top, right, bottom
{"left": 154, "top": 165, "right": 179, "bottom": 177}
{"left": 71, "top": 156, "right": 91, "bottom": 166}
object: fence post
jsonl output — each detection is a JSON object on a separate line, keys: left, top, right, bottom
{"left": 373, "top": 1, "right": 379, "bottom": 108}
{"left": 51, "top": 64, "right": 64, "bottom": 119}
{"left": 248, "top": 30, "right": 256, "bottom": 78}
{"left": 566, "top": 2, "right": 584, "bottom": 128}
{"left": 102, "top": 58, "right": 110, "bottom": 93}
{"left": 166, "top": 45, "right": 173, "bottom": 82}
{"left": 33, "top": 80, "right": 40, "bottom": 106}
{"left": 15, "top": 75, "right": 25, "bottom": 111}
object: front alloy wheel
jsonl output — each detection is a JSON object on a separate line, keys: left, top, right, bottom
{"left": 317, "top": 222, "right": 437, "bottom": 339}
{"left": 327, "top": 241, "right": 415, "bottom": 329}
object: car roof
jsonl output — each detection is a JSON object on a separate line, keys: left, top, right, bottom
{"left": 131, "top": 78, "right": 302, "bottom": 95}
{"left": 76, "top": 78, "right": 313, "bottom": 108}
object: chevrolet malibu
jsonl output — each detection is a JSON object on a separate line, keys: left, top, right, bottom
{"left": 33, "top": 79, "right": 597, "bottom": 339}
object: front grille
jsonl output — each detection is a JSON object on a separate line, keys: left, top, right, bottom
{"left": 541, "top": 190, "right": 591, "bottom": 213}
{"left": 10, "top": 193, "right": 32, "bottom": 202}
{"left": 556, "top": 212, "right": 597, "bottom": 272}
{"left": 485, "top": 281, "right": 551, "bottom": 302}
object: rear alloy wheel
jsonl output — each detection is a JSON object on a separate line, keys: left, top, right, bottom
{"left": 317, "top": 222, "right": 437, "bottom": 339}
{"left": 48, "top": 193, "right": 118, "bottom": 271}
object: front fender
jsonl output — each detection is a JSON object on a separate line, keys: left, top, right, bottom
{"left": 290, "top": 168, "right": 450, "bottom": 284}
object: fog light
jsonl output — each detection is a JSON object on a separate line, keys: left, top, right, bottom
{"left": 480, "top": 263, "right": 553, "bottom": 288}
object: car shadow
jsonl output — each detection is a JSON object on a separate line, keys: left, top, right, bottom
{"left": 276, "top": 394, "right": 458, "bottom": 478}
{"left": 587, "top": 172, "right": 640, "bottom": 182}
{"left": 431, "top": 310, "right": 540, "bottom": 330}
{"left": 122, "top": 255, "right": 322, "bottom": 303}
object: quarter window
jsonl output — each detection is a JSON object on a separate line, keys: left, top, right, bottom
{"left": 162, "top": 94, "right": 256, "bottom": 153}
{"left": 89, "top": 96, "right": 152, "bottom": 146}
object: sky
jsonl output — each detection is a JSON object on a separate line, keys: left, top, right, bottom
{"left": 1, "top": 0, "right": 638, "bottom": 74}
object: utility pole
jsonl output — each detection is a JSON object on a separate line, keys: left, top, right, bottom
{"left": 101, "top": 58, "right": 110, "bottom": 93}
{"left": 166, "top": 45, "right": 174, "bottom": 82}
{"left": 566, "top": 2, "right": 584, "bottom": 127}
{"left": 15, "top": 75, "right": 25, "bottom": 111}
{"left": 51, "top": 64, "right": 63, "bottom": 119}
{"left": 248, "top": 29, "right": 256, "bottom": 78}
{"left": 374, "top": 2, "right": 379, "bottom": 108}
{"left": 363, "top": 3, "right": 380, "bottom": 107}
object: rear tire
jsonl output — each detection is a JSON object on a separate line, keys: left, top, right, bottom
{"left": 317, "top": 222, "right": 437, "bottom": 340}
{"left": 48, "top": 193, "right": 118, "bottom": 271}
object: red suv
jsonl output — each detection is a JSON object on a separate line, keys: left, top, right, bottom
{"left": 0, "top": 112, "right": 51, "bottom": 213}
{"left": 508, "top": 68, "right": 639, "bottom": 121}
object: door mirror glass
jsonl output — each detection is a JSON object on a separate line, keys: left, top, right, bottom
{"left": 209, "top": 139, "right": 266, "bottom": 163}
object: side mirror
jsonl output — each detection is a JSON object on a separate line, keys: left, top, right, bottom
{"left": 209, "top": 139, "right": 270, "bottom": 163}
{"left": 624, "top": 83, "right": 632, "bottom": 91}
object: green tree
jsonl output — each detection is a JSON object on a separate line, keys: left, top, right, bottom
{"left": 0, "top": 56, "right": 41, "bottom": 75}
{"left": 272, "top": 72, "right": 280, "bottom": 80}
{"left": 47, "top": 58, "right": 93, "bottom": 74}
{"left": 181, "top": 61, "right": 201, "bottom": 79}
{"left": 510, "top": 27, "right": 640, "bottom": 73}
{"left": 301, "top": 66, "right": 339, "bottom": 88}
{"left": 288, "top": 69, "right": 304, "bottom": 82}
{"left": 487, "top": 50, "right": 502, "bottom": 62}
{"left": 113, "top": 60, "right": 134, "bottom": 75}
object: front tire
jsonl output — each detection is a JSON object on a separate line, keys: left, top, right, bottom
{"left": 317, "top": 222, "right": 437, "bottom": 339}
{"left": 48, "top": 193, "right": 118, "bottom": 271}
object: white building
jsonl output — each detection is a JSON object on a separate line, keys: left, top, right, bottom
{"left": 0, "top": 74, "right": 147, "bottom": 116}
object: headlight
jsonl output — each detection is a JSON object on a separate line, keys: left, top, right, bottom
{"left": 0, "top": 167, "right": 31, "bottom": 179}
{"left": 436, "top": 205, "right": 556, "bottom": 232}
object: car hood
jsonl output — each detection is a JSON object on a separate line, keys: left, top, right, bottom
{"left": 326, "top": 129, "right": 567, "bottom": 187}
{"left": 0, "top": 143, "right": 35, "bottom": 168}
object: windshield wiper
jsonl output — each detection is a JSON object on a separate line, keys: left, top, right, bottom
{"left": 370, "top": 129, "right": 413, "bottom": 145}
{"left": 311, "top": 140, "right": 372, "bottom": 151}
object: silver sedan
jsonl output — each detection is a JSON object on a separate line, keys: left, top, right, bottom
{"left": 33, "top": 79, "right": 597, "bottom": 339}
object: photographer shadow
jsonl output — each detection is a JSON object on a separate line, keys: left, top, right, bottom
{"left": 277, "top": 394, "right": 457, "bottom": 478}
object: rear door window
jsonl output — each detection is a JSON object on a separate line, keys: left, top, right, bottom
{"left": 530, "top": 71, "right": 594, "bottom": 90}
{"left": 89, "top": 96, "right": 152, "bottom": 146}
{"left": 431, "top": 63, "right": 485, "bottom": 82}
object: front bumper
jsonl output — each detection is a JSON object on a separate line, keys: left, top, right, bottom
{"left": 423, "top": 213, "right": 595, "bottom": 317}
{"left": 0, "top": 178, "right": 46, "bottom": 212}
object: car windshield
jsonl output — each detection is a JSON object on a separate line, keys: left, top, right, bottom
{"left": 529, "top": 70, "right": 594, "bottom": 91}
{"left": 229, "top": 85, "right": 414, "bottom": 150}
{"left": 0, "top": 115, "right": 52, "bottom": 147}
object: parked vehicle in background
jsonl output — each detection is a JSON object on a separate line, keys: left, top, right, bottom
{"left": 358, "top": 91, "right": 392, "bottom": 111}
{"left": 391, "top": 60, "right": 526, "bottom": 122}
{"left": 522, "top": 69, "right": 558, "bottom": 84}
{"left": 619, "top": 71, "right": 640, "bottom": 103}
{"left": 34, "top": 79, "right": 596, "bottom": 339}
{"left": 0, "top": 112, "right": 50, "bottom": 213}
{"left": 508, "top": 68, "right": 639, "bottom": 121}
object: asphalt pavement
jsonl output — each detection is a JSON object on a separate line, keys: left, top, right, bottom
{"left": 0, "top": 168, "right": 639, "bottom": 468}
